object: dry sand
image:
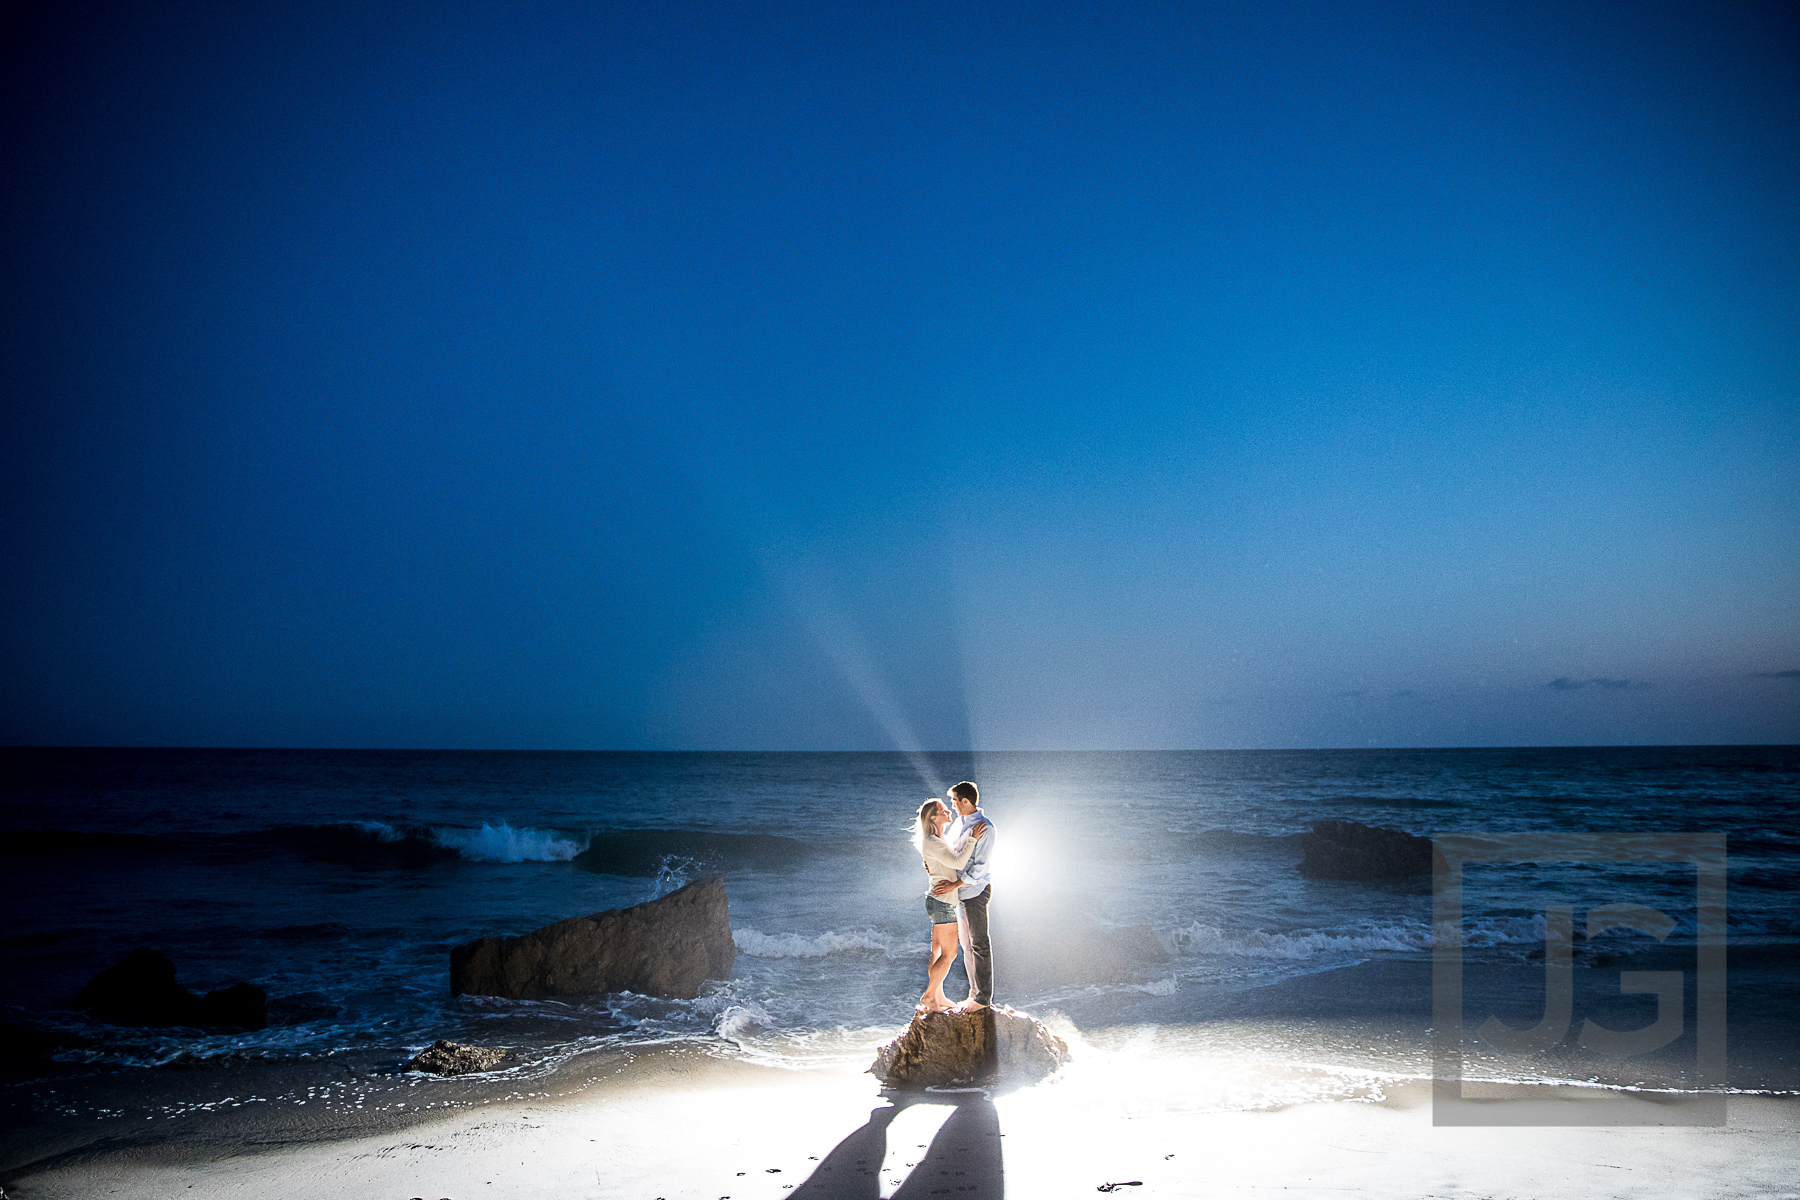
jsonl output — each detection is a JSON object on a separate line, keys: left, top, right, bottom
{"left": 8, "top": 1043, "right": 1796, "bottom": 1200}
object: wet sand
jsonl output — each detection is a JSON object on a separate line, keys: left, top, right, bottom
{"left": 6, "top": 1037, "right": 1796, "bottom": 1200}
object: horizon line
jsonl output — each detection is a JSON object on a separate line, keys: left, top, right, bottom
{"left": 3, "top": 742, "right": 1795, "bottom": 754}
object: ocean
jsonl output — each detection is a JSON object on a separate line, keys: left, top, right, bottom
{"left": 4, "top": 746, "right": 1797, "bottom": 1117}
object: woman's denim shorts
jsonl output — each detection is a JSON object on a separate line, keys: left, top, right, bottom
{"left": 925, "top": 893, "right": 960, "bottom": 925}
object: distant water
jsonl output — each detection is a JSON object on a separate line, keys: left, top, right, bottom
{"left": 3, "top": 746, "right": 1796, "bottom": 1097}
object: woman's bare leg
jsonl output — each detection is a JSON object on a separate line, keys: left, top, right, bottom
{"left": 921, "top": 923, "right": 960, "bottom": 1011}
{"left": 918, "top": 934, "right": 947, "bottom": 1011}
{"left": 917, "top": 941, "right": 943, "bottom": 1012}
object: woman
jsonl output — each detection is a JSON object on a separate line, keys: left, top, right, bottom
{"left": 911, "top": 797, "right": 986, "bottom": 1013}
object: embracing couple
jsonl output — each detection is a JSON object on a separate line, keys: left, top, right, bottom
{"left": 910, "top": 780, "right": 995, "bottom": 1014}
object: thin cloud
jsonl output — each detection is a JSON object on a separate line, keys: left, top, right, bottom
{"left": 1546, "top": 676, "right": 1651, "bottom": 691}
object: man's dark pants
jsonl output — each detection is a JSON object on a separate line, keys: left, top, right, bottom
{"left": 960, "top": 885, "right": 993, "bottom": 1006}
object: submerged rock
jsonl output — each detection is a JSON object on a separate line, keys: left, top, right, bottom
{"left": 1298, "top": 819, "right": 1434, "bottom": 880}
{"left": 448, "top": 875, "right": 734, "bottom": 1001}
{"left": 408, "top": 1040, "right": 508, "bottom": 1075}
{"left": 870, "top": 1006, "right": 1070, "bottom": 1089}
{"left": 73, "top": 950, "right": 267, "bottom": 1030}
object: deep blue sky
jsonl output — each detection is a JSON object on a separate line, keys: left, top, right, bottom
{"left": 3, "top": 0, "right": 1796, "bottom": 750}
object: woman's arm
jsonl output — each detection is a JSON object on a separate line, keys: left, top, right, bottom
{"left": 922, "top": 824, "right": 984, "bottom": 873}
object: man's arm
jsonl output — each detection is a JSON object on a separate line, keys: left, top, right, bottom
{"left": 932, "top": 819, "right": 989, "bottom": 895}
{"left": 956, "top": 818, "right": 993, "bottom": 893}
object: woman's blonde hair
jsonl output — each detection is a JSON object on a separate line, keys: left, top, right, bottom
{"left": 909, "top": 797, "right": 947, "bottom": 852}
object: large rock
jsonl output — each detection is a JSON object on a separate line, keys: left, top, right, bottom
{"left": 870, "top": 1007, "right": 1070, "bottom": 1089}
{"left": 449, "top": 875, "right": 734, "bottom": 1001}
{"left": 1298, "top": 820, "right": 1433, "bottom": 880}
{"left": 408, "top": 1040, "right": 508, "bottom": 1075}
{"left": 73, "top": 950, "right": 267, "bottom": 1030}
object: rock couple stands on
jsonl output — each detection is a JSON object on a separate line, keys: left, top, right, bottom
{"left": 871, "top": 1006, "right": 1070, "bottom": 1089}
{"left": 449, "top": 875, "right": 734, "bottom": 1001}
{"left": 1298, "top": 819, "right": 1435, "bottom": 880}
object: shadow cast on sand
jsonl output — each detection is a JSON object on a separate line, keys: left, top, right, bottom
{"left": 792, "top": 1094, "right": 1003, "bottom": 1200}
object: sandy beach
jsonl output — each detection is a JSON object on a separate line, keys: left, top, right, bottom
{"left": 8, "top": 1028, "right": 1797, "bottom": 1200}
{"left": 7, "top": 749, "right": 1796, "bottom": 1200}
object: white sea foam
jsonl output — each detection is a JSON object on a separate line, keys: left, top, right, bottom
{"left": 1457, "top": 913, "right": 1547, "bottom": 948}
{"left": 733, "top": 927, "right": 913, "bottom": 958}
{"left": 716, "top": 1002, "right": 775, "bottom": 1042}
{"left": 647, "top": 854, "right": 699, "bottom": 898}
{"left": 352, "top": 820, "right": 407, "bottom": 842}
{"left": 430, "top": 821, "right": 583, "bottom": 863}
{"left": 1169, "top": 915, "right": 1548, "bottom": 959}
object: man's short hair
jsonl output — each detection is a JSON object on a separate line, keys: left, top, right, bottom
{"left": 949, "top": 781, "right": 979, "bottom": 806}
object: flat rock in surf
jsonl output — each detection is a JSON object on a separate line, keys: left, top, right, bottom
{"left": 870, "top": 1006, "right": 1070, "bottom": 1089}
{"left": 1298, "top": 819, "right": 1434, "bottom": 880}
{"left": 407, "top": 1039, "right": 509, "bottom": 1074}
{"left": 448, "top": 875, "right": 734, "bottom": 1001}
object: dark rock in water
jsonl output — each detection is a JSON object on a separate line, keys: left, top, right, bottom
{"left": 870, "top": 1006, "right": 1070, "bottom": 1089}
{"left": 73, "top": 950, "right": 268, "bottom": 1030}
{"left": 449, "top": 875, "right": 734, "bottom": 1001}
{"left": 73, "top": 950, "right": 187, "bottom": 1024}
{"left": 195, "top": 982, "right": 268, "bottom": 1029}
{"left": 1298, "top": 820, "right": 1434, "bottom": 880}
{"left": 408, "top": 1040, "right": 508, "bottom": 1075}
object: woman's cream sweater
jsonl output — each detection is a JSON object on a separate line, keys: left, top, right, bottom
{"left": 920, "top": 831, "right": 977, "bottom": 894}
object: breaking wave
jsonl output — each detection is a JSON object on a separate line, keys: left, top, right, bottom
{"left": 7, "top": 822, "right": 795, "bottom": 873}
{"left": 1168, "top": 915, "right": 1549, "bottom": 959}
{"left": 733, "top": 927, "right": 913, "bottom": 958}
{"left": 426, "top": 822, "right": 582, "bottom": 863}
{"left": 253, "top": 820, "right": 580, "bottom": 864}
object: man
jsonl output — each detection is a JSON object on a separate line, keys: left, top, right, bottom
{"left": 931, "top": 780, "right": 994, "bottom": 1010}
